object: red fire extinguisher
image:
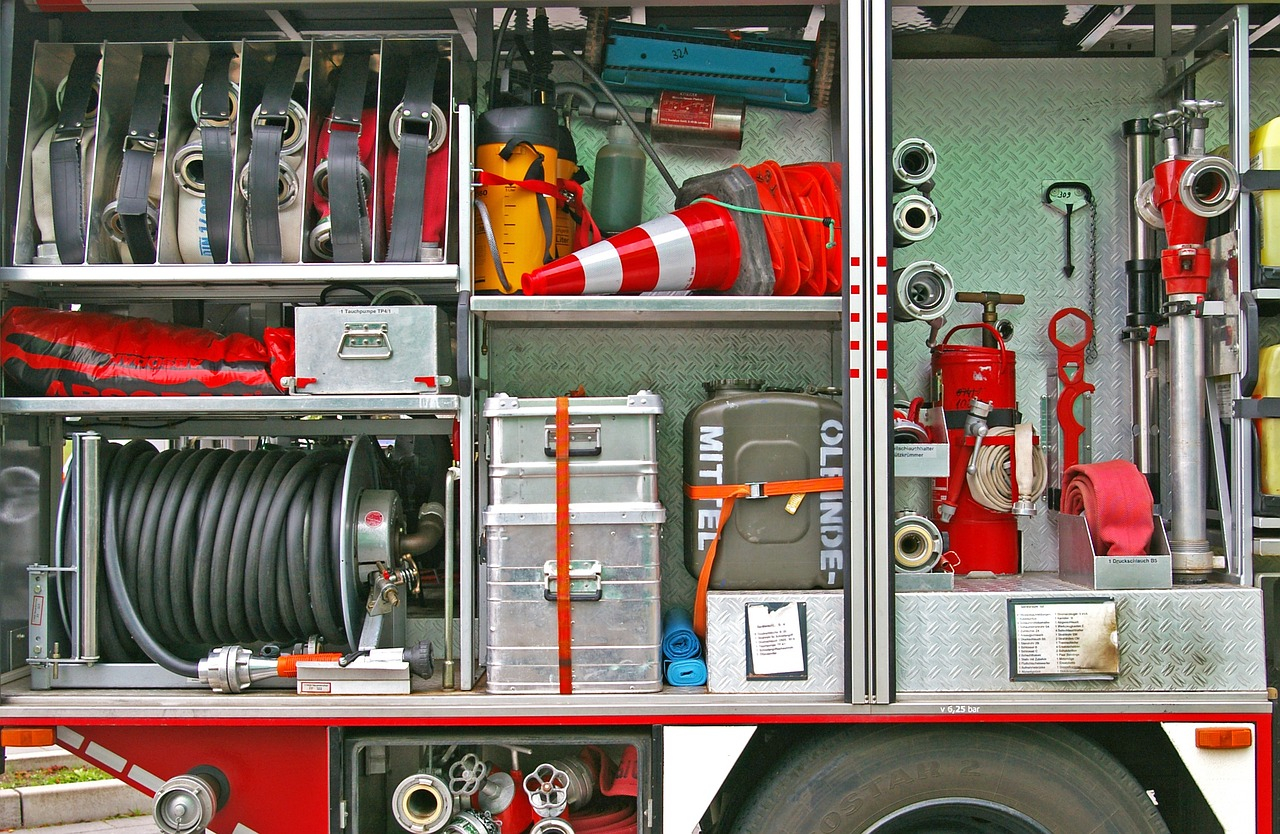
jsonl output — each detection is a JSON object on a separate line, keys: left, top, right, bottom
{"left": 930, "top": 321, "right": 1020, "bottom": 573}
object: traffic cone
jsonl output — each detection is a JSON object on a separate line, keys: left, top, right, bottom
{"left": 521, "top": 200, "right": 741, "bottom": 295}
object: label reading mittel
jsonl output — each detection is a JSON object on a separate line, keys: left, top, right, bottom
{"left": 655, "top": 91, "right": 716, "bottom": 130}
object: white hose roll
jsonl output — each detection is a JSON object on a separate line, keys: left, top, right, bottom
{"left": 893, "top": 194, "right": 938, "bottom": 246}
{"left": 966, "top": 424, "right": 1048, "bottom": 513}
{"left": 894, "top": 513, "right": 943, "bottom": 572}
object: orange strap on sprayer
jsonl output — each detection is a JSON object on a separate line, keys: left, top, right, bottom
{"left": 684, "top": 476, "right": 844, "bottom": 638}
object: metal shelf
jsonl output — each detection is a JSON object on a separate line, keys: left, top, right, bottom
{"left": 0, "top": 394, "right": 461, "bottom": 417}
{"left": 1, "top": 265, "right": 461, "bottom": 303}
{"left": 0, "top": 262, "right": 459, "bottom": 292}
{"left": 470, "top": 295, "right": 844, "bottom": 324}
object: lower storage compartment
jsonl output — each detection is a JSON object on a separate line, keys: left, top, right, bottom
{"left": 342, "top": 730, "right": 650, "bottom": 834}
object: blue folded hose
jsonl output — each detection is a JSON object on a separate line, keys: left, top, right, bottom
{"left": 665, "top": 658, "right": 708, "bottom": 686}
{"left": 662, "top": 608, "right": 702, "bottom": 660}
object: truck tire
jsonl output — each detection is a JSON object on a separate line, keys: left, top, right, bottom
{"left": 729, "top": 725, "right": 1170, "bottom": 834}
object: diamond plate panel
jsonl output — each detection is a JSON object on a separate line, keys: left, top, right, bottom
{"left": 896, "top": 576, "right": 1266, "bottom": 692}
{"left": 892, "top": 58, "right": 1165, "bottom": 569}
{"left": 705, "top": 590, "right": 844, "bottom": 694}
{"left": 486, "top": 324, "right": 840, "bottom": 612}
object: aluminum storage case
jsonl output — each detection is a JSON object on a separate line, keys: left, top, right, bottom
{"left": 484, "top": 503, "right": 664, "bottom": 693}
{"left": 292, "top": 305, "right": 453, "bottom": 395}
{"left": 483, "top": 391, "right": 662, "bottom": 504}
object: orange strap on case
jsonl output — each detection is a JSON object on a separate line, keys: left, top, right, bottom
{"left": 555, "top": 396, "right": 574, "bottom": 694}
{"left": 685, "top": 476, "right": 844, "bottom": 637}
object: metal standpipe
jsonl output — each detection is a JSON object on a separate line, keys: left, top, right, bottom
{"left": 73, "top": 431, "right": 101, "bottom": 663}
{"left": 1122, "top": 118, "right": 1162, "bottom": 502}
{"left": 1166, "top": 303, "right": 1214, "bottom": 576}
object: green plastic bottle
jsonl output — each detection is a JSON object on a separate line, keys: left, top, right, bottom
{"left": 591, "top": 123, "right": 646, "bottom": 235}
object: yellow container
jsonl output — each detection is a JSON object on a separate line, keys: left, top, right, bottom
{"left": 1252, "top": 116, "right": 1280, "bottom": 274}
{"left": 1256, "top": 344, "right": 1280, "bottom": 494}
{"left": 473, "top": 106, "right": 559, "bottom": 293}
{"left": 554, "top": 124, "right": 580, "bottom": 260}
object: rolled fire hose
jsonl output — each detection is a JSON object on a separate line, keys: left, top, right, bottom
{"left": 893, "top": 513, "right": 944, "bottom": 573}
{"left": 32, "top": 123, "right": 96, "bottom": 263}
{"left": 48, "top": 49, "right": 102, "bottom": 265}
{"left": 171, "top": 76, "right": 241, "bottom": 264}
{"left": 1062, "top": 459, "right": 1156, "bottom": 556}
{"left": 194, "top": 47, "right": 240, "bottom": 263}
{"left": 31, "top": 56, "right": 100, "bottom": 264}
{"left": 387, "top": 48, "right": 441, "bottom": 262}
{"left": 966, "top": 424, "right": 1048, "bottom": 514}
{"left": 106, "top": 52, "right": 169, "bottom": 264}
{"left": 246, "top": 48, "right": 306, "bottom": 263}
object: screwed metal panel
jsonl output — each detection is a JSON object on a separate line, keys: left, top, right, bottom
{"left": 892, "top": 58, "right": 1164, "bottom": 570}
{"left": 895, "top": 575, "right": 1266, "bottom": 693}
{"left": 486, "top": 324, "right": 839, "bottom": 613}
{"left": 705, "top": 590, "right": 844, "bottom": 694}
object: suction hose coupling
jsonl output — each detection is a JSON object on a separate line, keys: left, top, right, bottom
{"left": 893, "top": 260, "right": 954, "bottom": 322}
{"left": 392, "top": 772, "right": 455, "bottom": 834}
{"left": 892, "top": 137, "right": 937, "bottom": 192}
{"left": 893, "top": 193, "right": 939, "bottom": 246}
{"left": 153, "top": 768, "right": 228, "bottom": 834}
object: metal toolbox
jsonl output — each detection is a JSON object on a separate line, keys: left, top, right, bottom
{"left": 484, "top": 503, "right": 664, "bottom": 693}
{"left": 704, "top": 590, "right": 844, "bottom": 694}
{"left": 291, "top": 305, "right": 453, "bottom": 395}
{"left": 484, "top": 391, "right": 663, "bottom": 504}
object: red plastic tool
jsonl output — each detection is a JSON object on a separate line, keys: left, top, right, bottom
{"left": 1048, "top": 307, "right": 1096, "bottom": 485}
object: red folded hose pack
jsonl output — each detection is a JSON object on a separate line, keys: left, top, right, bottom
{"left": 1, "top": 306, "right": 282, "bottom": 396}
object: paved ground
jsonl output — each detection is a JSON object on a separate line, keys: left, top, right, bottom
{"left": 3, "top": 817, "right": 158, "bottom": 833}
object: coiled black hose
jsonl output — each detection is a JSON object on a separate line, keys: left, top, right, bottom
{"left": 93, "top": 440, "right": 352, "bottom": 675}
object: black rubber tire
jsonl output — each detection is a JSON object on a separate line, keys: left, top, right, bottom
{"left": 728, "top": 725, "right": 1170, "bottom": 834}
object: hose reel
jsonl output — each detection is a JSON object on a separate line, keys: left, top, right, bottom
{"left": 56, "top": 434, "right": 427, "bottom": 691}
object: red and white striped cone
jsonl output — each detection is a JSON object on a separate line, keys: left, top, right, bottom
{"left": 521, "top": 200, "right": 741, "bottom": 295}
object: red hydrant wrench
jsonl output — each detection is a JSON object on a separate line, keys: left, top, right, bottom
{"left": 1048, "top": 308, "right": 1095, "bottom": 486}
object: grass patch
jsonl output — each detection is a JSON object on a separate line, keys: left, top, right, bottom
{"left": 0, "top": 765, "right": 113, "bottom": 789}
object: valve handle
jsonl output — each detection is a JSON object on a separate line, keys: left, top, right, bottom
{"left": 450, "top": 753, "right": 489, "bottom": 796}
{"left": 523, "top": 764, "right": 570, "bottom": 819}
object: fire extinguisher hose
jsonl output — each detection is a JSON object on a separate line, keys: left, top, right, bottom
{"left": 98, "top": 440, "right": 350, "bottom": 677}
{"left": 966, "top": 424, "right": 1048, "bottom": 513}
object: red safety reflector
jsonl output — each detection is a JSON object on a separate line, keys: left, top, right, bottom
{"left": 1195, "top": 727, "right": 1252, "bottom": 749}
{"left": 876, "top": 256, "right": 887, "bottom": 267}
{"left": 850, "top": 257, "right": 860, "bottom": 267}
{"left": 2, "top": 727, "right": 56, "bottom": 747}
{"left": 876, "top": 368, "right": 888, "bottom": 380}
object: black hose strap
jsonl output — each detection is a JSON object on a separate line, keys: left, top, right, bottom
{"left": 327, "top": 46, "right": 372, "bottom": 263}
{"left": 116, "top": 52, "right": 168, "bottom": 264}
{"left": 248, "top": 47, "right": 303, "bottom": 263}
{"left": 50, "top": 48, "right": 100, "bottom": 265}
{"left": 200, "top": 46, "right": 236, "bottom": 264}
{"left": 387, "top": 50, "right": 439, "bottom": 262}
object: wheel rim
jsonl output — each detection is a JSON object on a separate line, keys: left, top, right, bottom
{"left": 864, "top": 798, "right": 1054, "bottom": 834}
